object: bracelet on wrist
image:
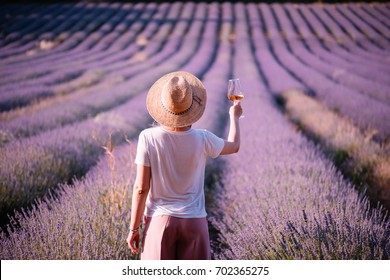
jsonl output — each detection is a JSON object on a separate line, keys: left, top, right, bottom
{"left": 130, "top": 227, "right": 139, "bottom": 233}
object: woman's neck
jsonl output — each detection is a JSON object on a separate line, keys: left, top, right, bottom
{"left": 162, "top": 125, "right": 192, "bottom": 132}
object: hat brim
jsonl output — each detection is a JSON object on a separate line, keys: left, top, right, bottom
{"left": 146, "top": 71, "right": 207, "bottom": 127}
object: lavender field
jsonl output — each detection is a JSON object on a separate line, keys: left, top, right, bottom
{"left": 0, "top": 2, "right": 389, "bottom": 260}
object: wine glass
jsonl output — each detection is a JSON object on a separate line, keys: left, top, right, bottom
{"left": 227, "top": 78, "right": 244, "bottom": 118}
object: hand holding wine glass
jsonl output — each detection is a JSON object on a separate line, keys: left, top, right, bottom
{"left": 227, "top": 78, "right": 244, "bottom": 118}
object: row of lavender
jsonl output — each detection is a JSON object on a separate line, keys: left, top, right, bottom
{"left": 0, "top": 2, "right": 389, "bottom": 259}
{"left": 211, "top": 3, "right": 389, "bottom": 260}
{"left": 0, "top": 3, "right": 175, "bottom": 112}
{"left": 0, "top": 2, "right": 233, "bottom": 259}
{"left": 255, "top": 3, "right": 390, "bottom": 141}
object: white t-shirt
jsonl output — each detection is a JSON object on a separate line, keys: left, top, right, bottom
{"left": 135, "top": 126, "right": 225, "bottom": 218}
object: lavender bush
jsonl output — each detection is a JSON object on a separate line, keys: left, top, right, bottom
{"left": 0, "top": 142, "right": 138, "bottom": 259}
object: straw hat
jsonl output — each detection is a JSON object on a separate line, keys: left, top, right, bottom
{"left": 146, "top": 71, "right": 207, "bottom": 127}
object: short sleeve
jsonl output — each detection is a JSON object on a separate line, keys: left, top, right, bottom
{"left": 135, "top": 131, "right": 151, "bottom": 166}
{"left": 203, "top": 130, "right": 224, "bottom": 159}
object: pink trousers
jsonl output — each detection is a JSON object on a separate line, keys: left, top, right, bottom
{"left": 141, "top": 215, "right": 211, "bottom": 260}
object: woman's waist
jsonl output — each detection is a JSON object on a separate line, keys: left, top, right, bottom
{"left": 145, "top": 202, "right": 207, "bottom": 218}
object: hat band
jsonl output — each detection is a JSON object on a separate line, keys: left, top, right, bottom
{"left": 160, "top": 98, "right": 193, "bottom": 116}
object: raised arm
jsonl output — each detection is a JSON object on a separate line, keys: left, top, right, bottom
{"left": 220, "top": 101, "right": 242, "bottom": 155}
